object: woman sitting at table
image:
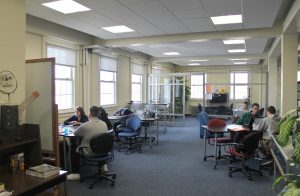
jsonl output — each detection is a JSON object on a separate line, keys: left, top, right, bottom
{"left": 63, "top": 106, "right": 89, "bottom": 126}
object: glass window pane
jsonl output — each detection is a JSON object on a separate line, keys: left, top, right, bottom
{"left": 235, "top": 73, "right": 248, "bottom": 84}
{"left": 100, "top": 71, "right": 115, "bottom": 81}
{"left": 235, "top": 85, "right": 248, "bottom": 99}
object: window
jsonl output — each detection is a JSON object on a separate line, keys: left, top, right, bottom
{"left": 47, "top": 45, "right": 76, "bottom": 110}
{"left": 298, "top": 71, "right": 300, "bottom": 81}
{"left": 131, "top": 74, "right": 142, "bottom": 101}
{"left": 190, "top": 74, "right": 205, "bottom": 99}
{"left": 131, "top": 63, "right": 144, "bottom": 102}
{"left": 100, "top": 56, "right": 117, "bottom": 105}
{"left": 230, "top": 72, "right": 248, "bottom": 100}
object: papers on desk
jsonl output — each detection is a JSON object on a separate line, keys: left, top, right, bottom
{"left": 0, "top": 190, "right": 13, "bottom": 196}
{"left": 26, "top": 164, "right": 60, "bottom": 178}
{"left": 227, "top": 125, "right": 249, "bottom": 132}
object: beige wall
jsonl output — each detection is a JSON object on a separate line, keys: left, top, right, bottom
{"left": 176, "top": 65, "right": 267, "bottom": 114}
{"left": 0, "top": 1, "right": 26, "bottom": 104}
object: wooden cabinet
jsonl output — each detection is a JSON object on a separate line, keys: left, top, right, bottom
{"left": 0, "top": 124, "right": 42, "bottom": 174}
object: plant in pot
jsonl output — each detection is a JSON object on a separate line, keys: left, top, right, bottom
{"left": 273, "top": 107, "right": 300, "bottom": 195}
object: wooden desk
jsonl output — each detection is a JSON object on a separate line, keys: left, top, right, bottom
{"left": 202, "top": 125, "right": 228, "bottom": 169}
{"left": 0, "top": 170, "right": 67, "bottom": 196}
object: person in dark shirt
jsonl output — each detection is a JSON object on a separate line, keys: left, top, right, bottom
{"left": 113, "top": 108, "right": 134, "bottom": 139}
{"left": 98, "top": 106, "right": 112, "bottom": 130}
{"left": 63, "top": 106, "right": 89, "bottom": 126}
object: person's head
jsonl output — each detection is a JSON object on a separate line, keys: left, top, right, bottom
{"left": 242, "top": 101, "right": 249, "bottom": 111}
{"left": 76, "top": 106, "right": 86, "bottom": 117}
{"left": 251, "top": 103, "right": 260, "bottom": 115}
{"left": 266, "top": 106, "right": 276, "bottom": 116}
{"left": 89, "top": 106, "right": 100, "bottom": 118}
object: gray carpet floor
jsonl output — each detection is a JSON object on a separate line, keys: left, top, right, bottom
{"left": 67, "top": 117, "right": 277, "bottom": 196}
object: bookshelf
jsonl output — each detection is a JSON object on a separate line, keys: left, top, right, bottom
{"left": 0, "top": 124, "right": 42, "bottom": 174}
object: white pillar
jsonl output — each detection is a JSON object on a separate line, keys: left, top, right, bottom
{"left": 280, "top": 33, "right": 298, "bottom": 115}
{"left": 268, "top": 57, "right": 278, "bottom": 107}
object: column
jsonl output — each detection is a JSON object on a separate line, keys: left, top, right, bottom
{"left": 268, "top": 57, "right": 278, "bottom": 107}
{"left": 280, "top": 33, "right": 298, "bottom": 115}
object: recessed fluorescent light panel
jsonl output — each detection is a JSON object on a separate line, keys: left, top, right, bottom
{"left": 228, "top": 49, "right": 246, "bottom": 53}
{"left": 188, "top": 63, "right": 200, "bottom": 66}
{"left": 223, "top": 39, "right": 245, "bottom": 45}
{"left": 102, "top": 25, "right": 135, "bottom": 33}
{"left": 163, "top": 52, "right": 180, "bottom": 56}
{"left": 229, "top": 58, "right": 248, "bottom": 61}
{"left": 211, "top": 15, "right": 242, "bottom": 25}
{"left": 131, "top": 44, "right": 143, "bottom": 47}
{"left": 190, "top": 59, "right": 208, "bottom": 62}
{"left": 233, "top": 62, "right": 247, "bottom": 65}
{"left": 42, "top": 0, "right": 91, "bottom": 14}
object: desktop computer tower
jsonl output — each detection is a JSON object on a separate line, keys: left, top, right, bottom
{"left": 1, "top": 105, "right": 18, "bottom": 130}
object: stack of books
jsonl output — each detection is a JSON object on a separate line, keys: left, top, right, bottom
{"left": 26, "top": 164, "right": 60, "bottom": 178}
{"left": 9, "top": 153, "right": 25, "bottom": 174}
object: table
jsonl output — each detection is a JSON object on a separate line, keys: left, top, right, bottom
{"left": 138, "top": 116, "right": 160, "bottom": 148}
{"left": 58, "top": 125, "right": 76, "bottom": 172}
{"left": 0, "top": 170, "right": 67, "bottom": 196}
{"left": 202, "top": 125, "right": 228, "bottom": 169}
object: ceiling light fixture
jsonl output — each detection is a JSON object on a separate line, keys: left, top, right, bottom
{"left": 190, "top": 59, "right": 208, "bottom": 62}
{"left": 42, "top": 0, "right": 91, "bottom": 14}
{"left": 162, "top": 52, "right": 180, "bottom": 56}
{"left": 223, "top": 39, "right": 245, "bottom": 44}
{"left": 211, "top": 14, "right": 242, "bottom": 25}
{"left": 102, "top": 25, "right": 135, "bottom": 33}
{"left": 131, "top": 44, "right": 143, "bottom": 47}
{"left": 228, "top": 49, "right": 246, "bottom": 53}
{"left": 188, "top": 63, "right": 200, "bottom": 66}
{"left": 229, "top": 58, "right": 248, "bottom": 61}
{"left": 233, "top": 62, "right": 247, "bottom": 65}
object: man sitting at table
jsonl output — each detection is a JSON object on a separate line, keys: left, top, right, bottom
{"left": 253, "top": 106, "right": 280, "bottom": 151}
{"left": 74, "top": 106, "right": 109, "bottom": 174}
{"left": 234, "top": 103, "right": 260, "bottom": 143}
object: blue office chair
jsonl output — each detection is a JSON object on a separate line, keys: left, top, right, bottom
{"left": 79, "top": 133, "right": 116, "bottom": 189}
{"left": 117, "top": 116, "right": 142, "bottom": 154}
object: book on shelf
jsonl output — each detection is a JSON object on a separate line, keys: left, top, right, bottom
{"left": 26, "top": 164, "right": 60, "bottom": 178}
{"left": 9, "top": 153, "right": 25, "bottom": 174}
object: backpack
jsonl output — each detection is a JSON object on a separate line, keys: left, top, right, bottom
{"left": 98, "top": 107, "right": 112, "bottom": 130}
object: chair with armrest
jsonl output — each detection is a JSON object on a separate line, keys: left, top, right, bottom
{"left": 117, "top": 116, "right": 142, "bottom": 154}
{"left": 79, "top": 133, "right": 116, "bottom": 189}
{"left": 226, "top": 131, "right": 263, "bottom": 180}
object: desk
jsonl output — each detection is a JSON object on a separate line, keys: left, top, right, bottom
{"left": 138, "top": 116, "right": 160, "bottom": 148}
{"left": 58, "top": 126, "right": 76, "bottom": 172}
{"left": 207, "top": 114, "right": 232, "bottom": 120}
{"left": 202, "top": 125, "right": 227, "bottom": 169}
{"left": 0, "top": 170, "right": 67, "bottom": 196}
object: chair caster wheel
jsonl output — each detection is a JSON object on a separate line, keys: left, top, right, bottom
{"left": 203, "top": 157, "right": 206, "bottom": 161}
{"left": 248, "top": 177, "right": 252, "bottom": 181}
{"left": 259, "top": 172, "right": 263, "bottom": 176}
{"left": 113, "top": 175, "right": 116, "bottom": 179}
{"left": 229, "top": 174, "right": 232, "bottom": 177}
{"left": 79, "top": 179, "right": 83, "bottom": 183}
{"left": 269, "top": 170, "right": 274, "bottom": 176}
{"left": 111, "top": 183, "right": 115, "bottom": 187}
{"left": 89, "top": 185, "right": 93, "bottom": 189}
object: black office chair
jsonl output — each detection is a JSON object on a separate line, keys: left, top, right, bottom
{"left": 79, "top": 133, "right": 116, "bottom": 189}
{"left": 226, "top": 131, "right": 263, "bottom": 180}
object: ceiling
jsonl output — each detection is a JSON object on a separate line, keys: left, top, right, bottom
{"left": 26, "top": 0, "right": 293, "bottom": 66}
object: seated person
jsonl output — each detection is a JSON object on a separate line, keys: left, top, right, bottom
{"left": 232, "top": 100, "right": 250, "bottom": 123}
{"left": 234, "top": 103, "right": 260, "bottom": 143}
{"left": 74, "top": 106, "right": 109, "bottom": 173}
{"left": 113, "top": 108, "right": 134, "bottom": 138}
{"left": 63, "top": 106, "right": 89, "bottom": 126}
{"left": 253, "top": 106, "right": 280, "bottom": 151}
{"left": 98, "top": 106, "right": 112, "bottom": 130}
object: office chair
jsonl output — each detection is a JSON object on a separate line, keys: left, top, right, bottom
{"left": 226, "top": 131, "right": 263, "bottom": 180}
{"left": 79, "top": 133, "right": 116, "bottom": 189}
{"left": 117, "top": 116, "right": 142, "bottom": 154}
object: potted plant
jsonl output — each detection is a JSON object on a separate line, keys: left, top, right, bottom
{"left": 274, "top": 107, "right": 300, "bottom": 195}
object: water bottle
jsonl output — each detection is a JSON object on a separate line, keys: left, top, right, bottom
{"left": 64, "top": 127, "right": 69, "bottom": 136}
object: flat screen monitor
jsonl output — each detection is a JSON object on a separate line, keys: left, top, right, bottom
{"left": 209, "top": 93, "right": 228, "bottom": 104}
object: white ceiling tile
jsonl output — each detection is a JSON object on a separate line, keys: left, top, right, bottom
{"left": 98, "top": 6, "right": 141, "bottom": 18}
{"left": 160, "top": 0, "right": 203, "bottom": 11}
{"left": 215, "top": 24, "right": 244, "bottom": 31}
{"left": 120, "top": 0, "right": 157, "bottom": 5}
{"left": 243, "top": 14, "right": 275, "bottom": 29}
{"left": 172, "top": 8, "right": 208, "bottom": 20}
{"left": 126, "top": 1, "right": 168, "bottom": 15}
{"left": 127, "top": 23, "right": 164, "bottom": 36}
{"left": 182, "top": 18, "right": 215, "bottom": 32}
{"left": 76, "top": 0, "right": 122, "bottom": 10}
{"left": 204, "top": 5, "right": 242, "bottom": 17}
{"left": 113, "top": 16, "right": 150, "bottom": 25}
{"left": 201, "top": 0, "right": 241, "bottom": 7}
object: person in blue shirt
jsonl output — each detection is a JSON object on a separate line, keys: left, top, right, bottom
{"left": 63, "top": 106, "right": 89, "bottom": 126}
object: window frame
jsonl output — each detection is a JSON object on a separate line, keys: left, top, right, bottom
{"left": 99, "top": 56, "right": 118, "bottom": 106}
{"left": 230, "top": 71, "right": 249, "bottom": 100}
{"left": 131, "top": 73, "right": 143, "bottom": 102}
{"left": 190, "top": 74, "right": 205, "bottom": 99}
{"left": 46, "top": 44, "right": 77, "bottom": 113}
